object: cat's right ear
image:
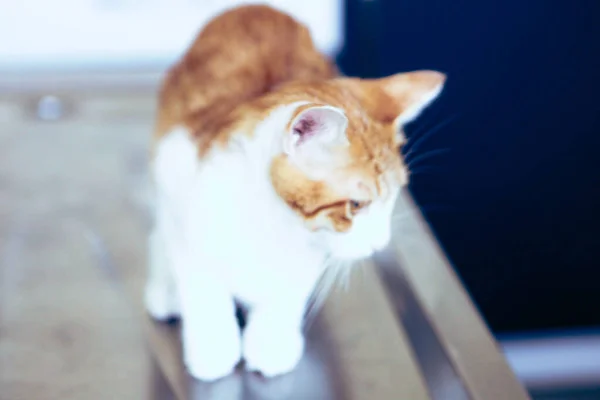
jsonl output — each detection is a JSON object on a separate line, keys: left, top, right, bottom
{"left": 283, "top": 104, "right": 349, "bottom": 161}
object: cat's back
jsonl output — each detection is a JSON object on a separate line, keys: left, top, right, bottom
{"left": 154, "top": 5, "right": 336, "bottom": 142}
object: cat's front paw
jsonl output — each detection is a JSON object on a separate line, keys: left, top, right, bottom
{"left": 182, "top": 324, "right": 242, "bottom": 382}
{"left": 242, "top": 321, "right": 305, "bottom": 378}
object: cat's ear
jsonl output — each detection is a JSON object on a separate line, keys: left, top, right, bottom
{"left": 283, "top": 104, "right": 349, "bottom": 160}
{"left": 373, "top": 70, "right": 446, "bottom": 132}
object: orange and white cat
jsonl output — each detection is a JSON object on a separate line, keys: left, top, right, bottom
{"left": 145, "top": 5, "right": 445, "bottom": 381}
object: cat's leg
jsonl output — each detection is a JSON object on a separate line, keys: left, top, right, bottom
{"left": 176, "top": 252, "right": 242, "bottom": 381}
{"left": 242, "top": 296, "right": 308, "bottom": 377}
{"left": 144, "top": 224, "right": 181, "bottom": 321}
{"left": 148, "top": 190, "right": 241, "bottom": 381}
{"left": 147, "top": 128, "right": 240, "bottom": 381}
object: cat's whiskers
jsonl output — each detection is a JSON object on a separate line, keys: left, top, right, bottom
{"left": 303, "top": 256, "right": 333, "bottom": 327}
{"left": 406, "top": 147, "right": 451, "bottom": 169}
{"left": 304, "top": 256, "right": 352, "bottom": 329}
{"left": 339, "top": 259, "right": 353, "bottom": 292}
{"left": 403, "top": 114, "right": 458, "bottom": 160}
{"left": 409, "top": 165, "right": 447, "bottom": 176}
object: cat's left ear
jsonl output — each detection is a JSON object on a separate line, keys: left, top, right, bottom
{"left": 283, "top": 104, "right": 349, "bottom": 163}
{"left": 371, "top": 70, "right": 446, "bottom": 141}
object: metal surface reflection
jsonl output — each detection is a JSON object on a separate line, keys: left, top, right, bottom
{"left": 374, "top": 248, "right": 471, "bottom": 400}
{"left": 383, "top": 191, "right": 531, "bottom": 400}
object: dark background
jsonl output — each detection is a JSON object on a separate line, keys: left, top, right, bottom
{"left": 338, "top": 0, "right": 600, "bottom": 334}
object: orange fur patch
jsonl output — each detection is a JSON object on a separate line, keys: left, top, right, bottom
{"left": 153, "top": 5, "right": 336, "bottom": 147}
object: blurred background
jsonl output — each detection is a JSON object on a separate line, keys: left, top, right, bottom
{"left": 1, "top": 0, "right": 599, "bottom": 399}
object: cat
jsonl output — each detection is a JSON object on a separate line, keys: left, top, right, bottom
{"left": 145, "top": 4, "right": 445, "bottom": 382}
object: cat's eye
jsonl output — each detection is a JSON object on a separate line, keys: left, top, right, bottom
{"left": 349, "top": 200, "right": 370, "bottom": 214}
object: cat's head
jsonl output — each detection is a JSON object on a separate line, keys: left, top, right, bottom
{"left": 270, "top": 70, "right": 445, "bottom": 260}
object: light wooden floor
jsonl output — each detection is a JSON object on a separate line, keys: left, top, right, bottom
{"left": 0, "top": 90, "right": 431, "bottom": 400}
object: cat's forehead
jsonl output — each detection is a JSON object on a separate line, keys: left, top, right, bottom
{"left": 344, "top": 122, "right": 403, "bottom": 178}
{"left": 335, "top": 154, "right": 405, "bottom": 200}
{"left": 309, "top": 80, "right": 401, "bottom": 152}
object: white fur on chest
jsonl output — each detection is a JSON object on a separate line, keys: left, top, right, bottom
{"left": 152, "top": 107, "right": 325, "bottom": 309}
